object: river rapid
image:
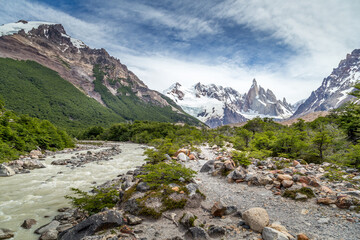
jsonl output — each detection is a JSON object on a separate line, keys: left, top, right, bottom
{"left": 0, "top": 142, "right": 146, "bottom": 240}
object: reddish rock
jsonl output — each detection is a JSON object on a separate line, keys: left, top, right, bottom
{"left": 297, "top": 233, "right": 310, "bottom": 240}
{"left": 308, "top": 178, "right": 320, "bottom": 188}
{"left": 120, "top": 225, "right": 132, "bottom": 234}
{"left": 335, "top": 196, "right": 352, "bottom": 209}
{"left": 277, "top": 174, "right": 292, "bottom": 181}
{"left": 298, "top": 176, "right": 310, "bottom": 185}
{"left": 211, "top": 201, "right": 226, "bottom": 217}
{"left": 320, "top": 186, "right": 333, "bottom": 194}
{"left": 293, "top": 160, "right": 300, "bottom": 166}
{"left": 188, "top": 154, "right": 196, "bottom": 160}
{"left": 317, "top": 198, "right": 335, "bottom": 205}
{"left": 223, "top": 160, "right": 236, "bottom": 171}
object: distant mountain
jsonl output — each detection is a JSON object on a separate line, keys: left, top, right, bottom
{"left": 164, "top": 79, "right": 293, "bottom": 127}
{"left": 294, "top": 49, "right": 360, "bottom": 117}
{"left": 0, "top": 20, "right": 200, "bottom": 129}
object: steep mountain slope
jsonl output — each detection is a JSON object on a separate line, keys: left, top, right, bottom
{"left": 294, "top": 49, "right": 360, "bottom": 117}
{"left": 0, "top": 20, "right": 200, "bottom": 127}
{"left": 164, "top": 80, "right": 293, "bottom": 127}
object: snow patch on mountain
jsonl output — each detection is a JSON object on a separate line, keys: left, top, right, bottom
{"left": 0, "top": 20, "right": 56, "bottom": 36}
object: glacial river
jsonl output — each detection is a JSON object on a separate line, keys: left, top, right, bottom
{"left": 0, "top": 142, "right": 145, "bottom": 240}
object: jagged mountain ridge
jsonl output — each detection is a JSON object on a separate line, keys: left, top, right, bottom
{"left": 0, "top": 20, "right": 200, "bottom": 126}
{"left": 294, "top": 49, "right": 360, "bottom": 117}
{"left": 164, "top": 80, "right": 293, "bottom": 127}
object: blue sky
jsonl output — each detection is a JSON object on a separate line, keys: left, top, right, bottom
{"left": 1, "top": 0, "right": 360, "bottom": 103}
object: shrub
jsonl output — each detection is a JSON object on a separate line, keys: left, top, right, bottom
{"left": 65, "top": 187, "right": 119, "bottom": 215}
{"left": 137, "top": 161, "right": 196, "bottom": 188}
{"left": 231, "top": 150, "right": 251, "bottom": 167}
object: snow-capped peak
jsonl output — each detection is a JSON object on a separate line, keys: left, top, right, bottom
{"left": 0, "top": 20, "right": 56, "bottom": 37}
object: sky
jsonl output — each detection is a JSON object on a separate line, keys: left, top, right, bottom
{"left": 0, "top": 0, "right": 360, "bottom": 103}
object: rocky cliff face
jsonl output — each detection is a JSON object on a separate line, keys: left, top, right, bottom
{"left": 164, "top": 80, "right": 293, "bottom": 127}
{"left": 0, "top": 21, "right": 177, "bottom": 110}
{"left": 294, "top": 49, "right": 360, "bottom": 117}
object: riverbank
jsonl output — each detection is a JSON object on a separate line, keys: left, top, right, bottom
{"left": 0, "top": 142, "right": 146, "bottom": 240}
{"left": 29, "top": 143, "right": 360, "bottom": 240}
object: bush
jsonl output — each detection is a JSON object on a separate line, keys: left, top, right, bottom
{"left": 231, "top": 150, "right": 251, "bottom": 167}
{"left": 137, "top": 161, "right": 196, "bottom": 188}
{"left": 65, "top": 187, "right": 119, "bottom": 215}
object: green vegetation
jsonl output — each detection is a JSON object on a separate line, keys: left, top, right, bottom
{"left": 65, "top": 187, "right": 119, "bottom": 215}
{"left": 137, "top": 161, "right": 196, "bottom": 188}
{"left": 92, "top": 65, "right": 200, "bottom": 126}
{"left": 282, "top": 187, "right": 315, "bottom": 201}
{"left": 0, "top": 58, "right": 200, "bottom": 133}
{"left": 0, "top": 100, "right": 74, "bottom": 163}
{"left": 231, "top": 150, "right": 251, "bottom": 167}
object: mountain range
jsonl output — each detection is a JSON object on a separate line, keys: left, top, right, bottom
{"left": 164, "top": 79, "right": 294, "bottom": 128}
{"left": 0, "top": 20, "right": 200, "bottom": 130}
{"left": 0, "top": 20, "right": 358, "bottom": 129}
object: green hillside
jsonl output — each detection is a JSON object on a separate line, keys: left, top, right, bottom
{"left": 0, "top": 58, "right": 200, "bottom": 131}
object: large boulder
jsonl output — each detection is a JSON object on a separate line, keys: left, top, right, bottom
{"left": 39, "top": 229, "right": 58, "bottom": 240}
{"left": 227, "top": 167, "right": 247, "bottom": 181}
{"left": 0, "top": 228, "right": 14, "bottom": 239}
{"left": 58, "top": 210, "right": 125, "bottom": 240}
{"left": 211, "top": 201, "right": 226, "bottom": 217}
{"left": 262, "top": 227, "right": 288, "bottom": 240}
{"left": 0, "top": 164, "right": 15, "bottom": 177}
{"left": 200, "top": 160, "right": 215, "bottom": 173}
{"left": 35, "top": 220, "right": 60, "bottom": 234}
{"left": 242, "top": 207, "right": 269, "bottom": 233}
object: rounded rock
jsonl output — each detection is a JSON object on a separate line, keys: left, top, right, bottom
{"left": 242, "top": 207, "right": 269, "bottom": 233}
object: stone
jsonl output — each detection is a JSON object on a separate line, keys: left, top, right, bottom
{"left": 308, "top": 178, "right": 320, "bottom": 188}
{"left": 320, "top": 186, "right": 333, "bottom": 194}
{"left": 281, "top": 180, "right": 293, "bottom": 188}
{"left": 259, "top": 175, "right": 273, "bottom": 185}
{"left": 0, "top": 228, "right": 14, "bottom": 239}
{"left": 21, "top": 218, "right": 37, "bottom": 229}
{"left": 40, "top": 229, "right": 58, "bottom": 240}
{"left": 227, "top": 167, "right": 247, "bottom": 181}
{"left": 180, "top": 211, "right": 197, "bottom": 228}
{"left": 186, "top": 183, "right": 199, "bottom": 197}
{"left": 297, "top": 233, "right": 310, "bottom": 240}
{"left": 335, "top": 196, "right": 352, "bottom": 209}
{"left": 343, "top": 190, "right": 360, "bottom": 197}
{"left": 188, "top": 227, "right": 208, "bottom": 240}
{"left": 277, "top": 174, "right": 292, "bottom": 181}
{"left": 295, "top": 193, "right": 308, "bottom": 200}
{"left": 177, "top": 152, "right": 188, "bottom": 161}
{"left": 269, "top": 223, "right": 293, "bottom": 239}
{"left": 127, "top": 215, "right": 142, "bottom": 225}
{"left": 262, "top": 227, "right": 288, "bottom": 240}
{"left": 0, "top": 164, "right": 15, "bottom": 177}
{"left": 200, "top": 160, "right": 215, "bottom": 172}
{"left": 189, "top": 154, "right": 196, "bottom": 160}
{"left": 56, "top": 224, "right": 73, "bottom": 233}
{"left": 223, "top": 159, "right": 235, "bottom": 171}
{"left": 208, "top": 225, "right": 225, "bottom": 237}
{"left": 224, "top": 205, "right": 237, "bottom": 215}
{"left": 298, "top": 176, "right": 310, "bottom": 185}
{"left": 120, "top": 225, "right": 132, "bottom": 234}
{"left": 318, "top": 218, "right": 330, "bottom": 224}
{"left": 58, "top": 210, "right": 125, "bottom": 240}
{"left": 317, "top": 198, "right": 335, "bottom": 205}
{"left": 136, "top": 182, "right": 150, "bottom": 192}
{"left": 242, "top": 207, "right": 269, "bottom": 233}
{"left": 293, "top": 160, "right": 300, "bottom": 166}
{"left": 211, "top": 201, "right": 226, "bottom": 217}
{"left": 35, "top": 220, "right": 60, "bottom": 234}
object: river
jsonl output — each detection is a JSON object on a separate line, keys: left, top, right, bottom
{"left": 0, "top": 142, "right": 146, "bottom": 240}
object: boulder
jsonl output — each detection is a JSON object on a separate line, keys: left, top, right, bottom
{"left": 0, "top": 228, "right": 14, "bottom": 239}
{"left": 281, "top": 180, "right": 294, "bottom": 188}
{"left": 35, "top": 220, "right": 60, "bottom": 234}
{"left": 223, "top": 159, "right": 235, "bottom": 171}
{"left": 177, "top": 152, "right": 189, "bottom": 161}
{"left": 227, "top": 167, "right": 247, "bottom": 181}
{"left": 21, "top": 218, "right": 37, "bottom": 229}
{"left": 335, "top": 196, "right": 352, "bottom": 209}
{"left": 211, "top": 201, "right": 226, "bottom": 217}
{"left": 186, "top": 183, "right": 199, "bottom": 197}
{"left": 208, "top": 225, "right": 225, "bottom": 237}
{"left": 317, "top": 198, "right": 336, "bottom": 205}
{"left": 136, "top": 182, "right": 150, "bottom": 192}
{"left": 0, "top": 164, "right": 15, "bottom": 177}
{"left": 262, "top": 227, "right": 288, "bottom": 240}
{"left": 259, "top": 175, "right": 273, "bottom": 185}
{"left": 58, "top": 210, "right": 125, "bottom": 240}
{"left": 40, "top": 229, "right": 58, "bottom": 240}
{"left": 200, "top": 160, "right": 215, "bottom": 173}
{"left": 277, "top": 174, "right": 292, "bottom": 181}
{"left": 242, "top": 207, "right": 269, "bottom": 233}
{"left": 188, "top": 227, "right": 209, "bottom": 240}
{"left": 180, "top": 211, "right": 197, "bottom": 228}
{"left": 126, "top": 215, "right": 142, "bottom": 225}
